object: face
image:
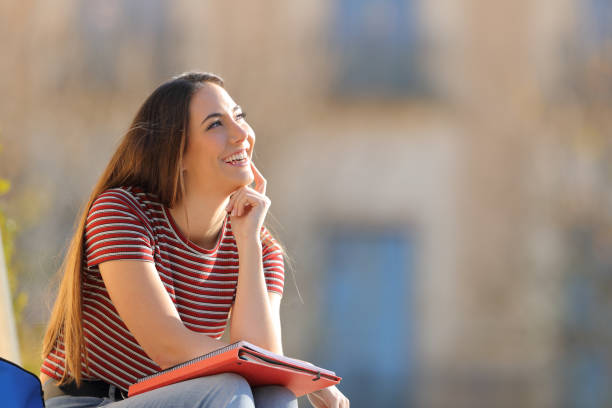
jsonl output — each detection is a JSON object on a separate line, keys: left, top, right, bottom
{"left": 182, "top": 82, "right": 255, "bottom": 195}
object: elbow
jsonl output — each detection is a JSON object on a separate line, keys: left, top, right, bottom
{"left": 264, "top": 343, "right": 284, "bottom": 356}
{"left": 272, "top": 343, "right": 284, "bottom": 356}
{"left": 265, "top": 339, "right": 283, "bottom": 355}
{"left": 139, "top": 319, "right": 196, "bottom": 370}
{"left": 143, "top": 329, "right": 188, "bottom": 370}
{"left": 230, "top": 334, "right": 283, "bottom": 355}
{"left": 270, "top": 346, "right": 283, "bottom": 356}
{"left": 148, "top": 345, "right": 178, "bottom": 370}
{"left": 154, "top": 357, "right": 174, "bottom": 371}
{"left": 145, "top": 324, "right": 224, "bottom": 369}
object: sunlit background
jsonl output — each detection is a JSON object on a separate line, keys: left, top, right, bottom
{"left": 1, "top": 1, "right": 611, "bottom": 407}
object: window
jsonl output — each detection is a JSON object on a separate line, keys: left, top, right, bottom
{"left": 559, "top": 0, "right": 612, "bottom": 101}
{"left": 581, "top": 0, "right": 612, "bottom": 50}
{"left": 329, "top": 0, "right": 428, "bottom": 99}
{"left": 561, "top": 224, "right": 612, "bottom": 407}
{"left": 76, "top": 0, "right": 171, "bottom": 87}
{"left": 313, "top": 226, "right": 416, "bottom": 407}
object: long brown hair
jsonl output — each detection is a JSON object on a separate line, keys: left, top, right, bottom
{"left": 42, "top": 71, "right": 290, "bottom": 385}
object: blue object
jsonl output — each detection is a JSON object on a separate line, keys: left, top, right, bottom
{"left": 0, "top": 357, "right": 44, "bottom": 408}
{"left": 331, "top": 0, "right": 428, "bottom": 97}
{"left": 318, "top": 227, "right": 415, "bottom": 407}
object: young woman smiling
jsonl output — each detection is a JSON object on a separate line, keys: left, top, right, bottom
{"left": 39, "top": 72, "right": 349, "bottom": 408}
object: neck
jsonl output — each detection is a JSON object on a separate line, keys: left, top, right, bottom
{"left": 168, "top": 187, "right": 232, "bottom": 250}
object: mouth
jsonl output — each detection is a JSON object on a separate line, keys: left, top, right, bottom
{"left": 222, "top": 149, "right": 250, "bottom": 167}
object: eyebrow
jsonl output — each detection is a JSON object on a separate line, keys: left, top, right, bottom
{"left": 200, "top": 105, "right": 242, "bottom": 127}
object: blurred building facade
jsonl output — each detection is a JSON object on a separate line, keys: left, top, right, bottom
{"left": 0, "top": 0, "right": 611, "bottom": 407}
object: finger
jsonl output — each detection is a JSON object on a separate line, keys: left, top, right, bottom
{"left": 308, "top": 392, "right": 327, "bottom": 408}
{"left": 228, "top": 187, "right": 255, "bottom": 214}
{"left": 234, "top": 191, "right": 260, "bottom": 217}
{"left": 226, "top": 187, "right": 245, "bottom": 213}
{"left": 229, "top": 189, "right": 248, "bottom": 216}
{"left": 250, "top": 161, "right": 267, "bottom": 195}
{"left": 235, "top": 194, "right": 250, "bottom": 217}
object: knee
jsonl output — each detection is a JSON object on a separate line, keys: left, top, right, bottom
{"left": 217, "top": 373, "right": 255, "bottom": 408}
{"left": 217, "top": 372, "right": 252, "bottom": 396}
{"left": 253, "top": 385, "right": 298, "bottom": 408}
{"left": 184, "top": 373, "right": 254, "bottom": 408}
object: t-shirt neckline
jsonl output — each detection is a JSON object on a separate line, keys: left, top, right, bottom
{"left": 162, "top": 205, "right": 227, "bottom": 255}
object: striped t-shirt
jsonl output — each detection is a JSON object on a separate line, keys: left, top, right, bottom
{"left": 41, "top": 186, "right": 285, "bottom": 390}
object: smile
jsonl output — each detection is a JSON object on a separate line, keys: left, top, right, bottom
{"left": 224, "top": 156, "right": 249, "bottom": 167}
{"left": 222, "top": 149, "right": 250, "bottom": 166}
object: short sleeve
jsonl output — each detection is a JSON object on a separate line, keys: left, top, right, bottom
{"left": 84, "top": 189, "right": 155, "bottom": 268}
{"left": 261, "top": 226, "right": 285, "bottom": 296}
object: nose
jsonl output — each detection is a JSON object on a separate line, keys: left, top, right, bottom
{"left": 228, "top": 118, "right": 250, "bottom": 145}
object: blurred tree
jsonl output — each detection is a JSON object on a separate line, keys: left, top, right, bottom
{"left": 0, "top": 141, "right": 27, "bottom": 337}
{"left": 0, "top": 140, "right": 32, "bottom": 370}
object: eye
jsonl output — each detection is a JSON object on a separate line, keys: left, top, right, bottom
{"left": 207, "top": 120, "right": 222, "bottom": 130}
{"left": 206, "top": 112, "right": 247, "bottom": 131}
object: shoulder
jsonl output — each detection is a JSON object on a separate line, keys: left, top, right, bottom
{"left": 90, "top": 186, "right": 159, "bottom": 219}
{"left": 84, "top": 187, "right": 158, "bottom": 266}
{"left": 86, "top": 186, "right": 161, "bottom": 236}
{"left": 92, "top": 186, "right": 157, "bottom": 209}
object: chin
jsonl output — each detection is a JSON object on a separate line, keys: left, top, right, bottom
{"left": 241, "top": 174, "right": 255, "bottom": 187}
{"left": 228, "top": 173, "right": 254, "bottom": 190}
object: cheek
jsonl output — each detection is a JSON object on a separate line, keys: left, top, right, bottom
{"left": 248, "top": 133, "right": 255, "bottom": 149}
{"left": 184, "top": 138, "right": 223, "bottom": 172}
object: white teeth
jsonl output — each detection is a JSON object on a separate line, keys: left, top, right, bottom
{"left": 225, "top": 151, "right": 247, "bottom": 163}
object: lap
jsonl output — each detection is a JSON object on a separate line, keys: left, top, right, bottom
{"left": 252, "top": 385, "right": 297, "bottom": 408}
{"left": 45, "top": 373, "right": 297, "bottom": 408}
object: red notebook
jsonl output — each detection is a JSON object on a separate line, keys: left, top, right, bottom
{"left": 128, "top": 341, "right": 341, "bottom": 398}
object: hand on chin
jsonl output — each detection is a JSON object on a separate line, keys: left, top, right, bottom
{"left": 224, "top": 162, "right": 269, "bottom": 244}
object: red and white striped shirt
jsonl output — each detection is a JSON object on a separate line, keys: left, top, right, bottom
{"left": 41, "top": 186, "right": 285, "bottom": 390}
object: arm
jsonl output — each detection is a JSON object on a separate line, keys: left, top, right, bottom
{"left": 99, "top": 259, "right": 227, "bottom": 369}
{"left": 224, "top": 161, "right": 283, "bottom": 354}
{"left": 228, "top": 238, "right": 283, "bottom": 354}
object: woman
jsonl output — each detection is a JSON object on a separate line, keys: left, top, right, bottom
{"left": 39, "top": 72, "right": 348, "bottom": 408}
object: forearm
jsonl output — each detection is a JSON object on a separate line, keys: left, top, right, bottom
{"left": 151, "top": 319, "right": 228, "bottom": 369}
{"left": 230, "top": 237, "right": 283, "bottom": 354}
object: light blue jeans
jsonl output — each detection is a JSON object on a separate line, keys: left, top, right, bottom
{"left": 44, "top": 373, "right": 298, "bottom": 408}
